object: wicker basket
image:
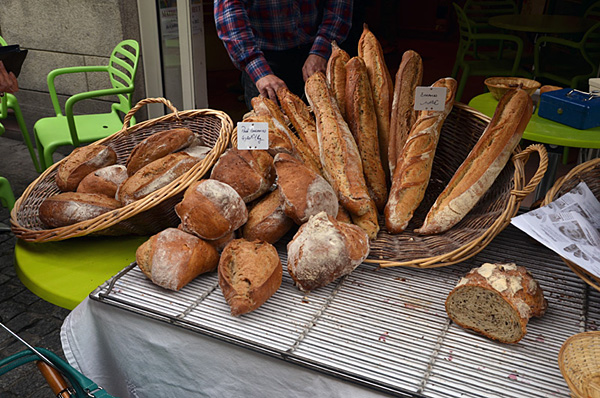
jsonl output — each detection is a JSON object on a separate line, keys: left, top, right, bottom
{"left": 10, "top": 98, "right": 233, "bottom": 242}
{"left": 542, "top": 157, "right": 600, "bottom": 292}
{"left": 484, "top": 77, "right": 541, "bottom": 101}
{"left": 558, "top": 331, "right": 600, "bottom": 398}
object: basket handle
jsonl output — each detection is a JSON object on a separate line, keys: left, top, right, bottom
{"left": 510, "top": 143, "right": 548, "bottom": 201}
{"left": 122, "top": 97, "right": 181, "bottom": 132}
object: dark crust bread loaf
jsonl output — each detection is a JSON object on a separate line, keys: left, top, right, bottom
{"left": 56, "top": 145, "right": 117, "bottom": 192}
{"left": 445, "top": 262, "right": 547, "bottom": 344}
{"left": 389, "top": 50, "right": 423, "bottom": 177}
{"left": 540, "top": 85, "right": 562, "bottom": 95}
{"left": 287, "top": 211, "right": 369, "bottom": 292}
{"left": 416, "top": 88, "right": 533, "bottom": 235}
{"left": 76, "top": 164, "right": 128, "bottom": 198}
{"left": 39, "top": 192, "right": 121, "bottom": 228}
{"left": 305, "top": 71, "right": 372, "bottom": 217}
{"left": 242, "top": 188, "right": 295, "bottom": 244}
{"left": 218, "top": 238, "right": 282, "bottom": 316}
{"left": 384, "top": 78, "right": 457, "bottom": 234}
{"left": 277, "top": 87, "right": 320, "bottom": 160}
{"left": 274, "top": 153, "right": 338, "bottom": 224}
{"left": 345, "top": 56, "right": 388, "bottom": 212}
{"left": 136, "top": 228, "right": 219, "bottom": 291}
{"left": 175, "top": 179, "right": 248, "bottom": 240}
{"left": 210, "top": 148, "right": 275, "bottom": 203}
{"left": 125, "top": 128, "right": 196, "bottom": 176}
{"left": 326, "top": 40, "right": 351, "bottom": 120}
{"left": 117, "top": 152, "right": 198, "bottom": 206}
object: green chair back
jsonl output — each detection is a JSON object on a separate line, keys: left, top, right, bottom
{"left": 585, "top": 0, "right": 600, "bottom": 20}
{"left": 107, "top": 39, "right": 140, "bottom": 116}
{"left": 464, "top": 0, "right": 518, "bottom": 31}
{"left": 0, "top": 176, "right": 16, "bottom": 210}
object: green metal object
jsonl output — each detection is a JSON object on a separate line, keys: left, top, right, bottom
{"left": 0, "top": 176, "right": 15, "bottom": 210}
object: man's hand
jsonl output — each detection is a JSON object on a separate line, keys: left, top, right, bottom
{"left": 0, "top": 61, "right": 18, "bottom": 94}
{"left": 255, "top": 74, "right": 287, "bottom": 103}
{"left": 302, "top": 54, "right": 327, "bottom": 81}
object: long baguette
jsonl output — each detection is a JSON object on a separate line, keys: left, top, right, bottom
{"left": 389, "top": 50, "right": 423, "bottom": 176}
{"left": 358, "top": 24, "right": 394, "bottom": 183}
{"left": 345, "top": 56, "right": 388, "bottom": 212}
{"left": 384, "top": 77, "right": 457, "bottom": 234}
{"left": 305, "top": 71, "right": 373, "bottom": 217}
{"left": 416, "top": 89, "right": 533, "bottom": 235}
{"left": 326, "top": 41, "right": 351, "bottom": 120}
{"left": 277, "top": 87, "right": 320, "bottom": 159}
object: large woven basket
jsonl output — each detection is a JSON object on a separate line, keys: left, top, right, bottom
{"left": 542, "top": 157, "right": 600, "bottom": 292}
{"left": 10, "top": 98, "right": 233, "bottom": 242}
{"left": 558, "top": 331, "right": 600, "bottom": 398}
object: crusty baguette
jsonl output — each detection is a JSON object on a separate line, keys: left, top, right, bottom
{"left": 326, "top": 41, "right": 351, "bottom": 120}
{"left": 305, "top": 71, "right": 373, "bottom": 217}
{"left": 241, "top": 114, "right": 295, "bottom": 157}
{"left": 345, "top": 56, "right": 388, "bottom": 212}
{"left": 384, "top": 78, "right": 457, "bottom": 234}
{"left": 445, "top": 262, "right": 547, "bottom": 343}
{"left": 358, "top": 24, "right": 394, "bottom": 183}
{"left": 389, "top": 50, "right": 423, "bottom": 176}
{"left": 416, "top": 88, "right": 533, "bottom": 235}
{"left": 277, "top": 87, "right": 320, "bottom": 159}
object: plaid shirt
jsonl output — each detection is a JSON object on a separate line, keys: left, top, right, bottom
{"left": 214, "top": 0, "right": 353, "bottom": 83}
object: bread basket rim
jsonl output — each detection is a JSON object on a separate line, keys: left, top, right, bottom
{"left": 558, "top": 330, "right": 600, "bottom": 398}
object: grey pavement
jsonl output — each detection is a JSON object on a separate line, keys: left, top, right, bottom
{"left": 1, "top": 115, "right": 71, "bottom": 397}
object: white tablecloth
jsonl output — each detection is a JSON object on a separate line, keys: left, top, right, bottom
{"left": 61, "top": 298, "right": 391, "bottom": 398}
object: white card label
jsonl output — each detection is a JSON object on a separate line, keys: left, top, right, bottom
{"left": 237, "top": 122, "right": 269, "bottom": 150}
{"left": 414, "top": 86, "right": 447, "bottom": 111}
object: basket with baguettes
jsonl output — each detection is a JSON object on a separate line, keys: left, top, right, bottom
{"left": 542, "top": 157, "right": 600, "bottom": 291}
{"left": 10, "top": 98, "right": 232, "bottom": 242}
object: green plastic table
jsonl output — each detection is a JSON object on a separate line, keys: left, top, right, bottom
{"left": 488, "top": 14, "right": 595, "bottom": 34}
{"left": 14, "top": 235, "right": 148, "bottom": 310}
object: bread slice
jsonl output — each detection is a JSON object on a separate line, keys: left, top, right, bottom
{"left": 445, "top": 263, "right": 547, "bottom": 343}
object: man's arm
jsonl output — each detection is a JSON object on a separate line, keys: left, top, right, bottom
{"left": 0, "top": 61, "right": 18, "bottom": 94}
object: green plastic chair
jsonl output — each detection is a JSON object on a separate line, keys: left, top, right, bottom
{"left": 0, "top": 176, "right": 15, "bottom": 210}
{"left": 463, "top": 0, "right": 518, "bottom": 58}
{"left": 33, "top": 39, "right": 140, "bottom": 170}
{"left": 0, "top": 36, "right": 41, "bottom": 172}
{"left": 451, "top": 3, "right": 527, "bottom": 102}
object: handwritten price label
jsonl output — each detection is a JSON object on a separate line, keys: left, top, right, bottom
{"left": 414, "top": 86, "right": 447, "bottom": 111}
{"left": 237, "top": 122, "right": 269, "bottom": 150}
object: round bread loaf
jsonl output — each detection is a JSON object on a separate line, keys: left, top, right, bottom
{"left": 126, "top": 128, "right": 196, "bottom": 175}
{"left": 274, "top": 153, "right": 338, "bottom": 224}
{"left": 210, "top": 147, "right": 275, "bottom": 203}
{"left": 175, "top": 179, "right": 248, "bottom": 240}
{"left": 242, "top": 188, "right": 294, "bottom": 244}
{"left": 56, "top": 145, "right": 117, "bottom": 192}
{"left": 287, "top": 211, "right": 370, "bottom": 292}
{"left": 218, "top": 238, "right": 282, "bottom": 316}
{"left": 39, "top": 192, "right": 121, "bottom": 228}
{"left": 445, "top": 262, "right": 548, "bottom": 344}
{"left": 76, "top": 164, "right": 128, "bottom": 198}
{"left": 136, "top": 228, "right": 219, "bottom": 291}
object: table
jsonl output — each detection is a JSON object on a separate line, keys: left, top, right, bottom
{"left": 14, "top": 235, "right": 147, "bottom": 310}
{"left": 61, "top": 225, "right": 599, "bottom": 397}
{"left": 488, "top": 14, "right": 595, "bottom": 34}
{"left": 468, "top": 92, "right": 600, "bottom": 198}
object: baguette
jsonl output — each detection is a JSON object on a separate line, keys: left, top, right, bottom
{"left": 305, "top": 71, "right": 373, "bottom": 217}
{"left": 416, "top": 88, "right": 533, "bottom": 234}
{"left": 384, "top": 77, "right": 457, "bottom": 234}
{"left": 277, "top": 87, "right": 320, "bottom": 160}
{"left": 241, "top": 115, "right": 295, "bottom": 156}
{"left": 358, "top": 24, "right": 394, "bottom": 182}
{"left": 345, "top": 56, "right": 388, "bottom": 212}
{"left": 389, "top": 50, "right": 423, "bottom": 176}
{"left": 326, "top": 41, "right": 351, "bottom": 120}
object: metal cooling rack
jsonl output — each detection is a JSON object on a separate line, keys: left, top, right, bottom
{"left": 90, "top": 225, "right": 597, "bottom": 397}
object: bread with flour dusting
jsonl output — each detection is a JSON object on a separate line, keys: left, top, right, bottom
{"left": 38, "top": 192, "right": 121, "bottom": 228}
{"left": 56, "top": 145, "right": 117, "bottom": 192}
{"left": 76, "top": 164, "right": 128, "bottom": 198}
{"left": 242, "top": 188, "right": 294, "bottom": 244}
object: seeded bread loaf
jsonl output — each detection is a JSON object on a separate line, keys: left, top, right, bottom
{"left": 39, "top": 192, "right": 121, "bottom": 228}
{"left": 76, "top": 164, "right": 128, "bottom": 198}
{"left": 126, "top": 128, "right": 196, "bottom": 175}
{"left": 445, "top": 262, "right": 547, "bottom": 343}
{"left": 56, "top": 145, "right": 117, "bottom": 192}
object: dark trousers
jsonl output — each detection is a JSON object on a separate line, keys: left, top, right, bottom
{"left": 241, "top": 44, "right": 312, "bottom": 110}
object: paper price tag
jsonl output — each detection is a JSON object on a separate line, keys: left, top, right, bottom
{"left": 237, "top": 122, "right": 269, "bottom": 150}
{"left": 414, "top": 86, "right": 447, "bottom": 111}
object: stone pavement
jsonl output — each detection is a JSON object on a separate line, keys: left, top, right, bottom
{"left": 1, "top": 121, "right": 71, "bottom": 396}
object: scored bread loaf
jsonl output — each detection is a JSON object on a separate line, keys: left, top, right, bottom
{"left": 389, "top": 50, "right": 423, "bottom": 176}
{"left": 56, "top": 145, "right": 117, "bottom": 192}
{"left": 126, "top": 128, "right": 196, "bottom": 175}
{"left": 218, "top": 238, "right": 282, "bottom": 316}
{"left": 326, "top": 41, "right": 351, "bottom": 120}
{"left": 242, "top": 188, "right": 295, "bottom": 244}
{"left": 358, "top": 24, "right": 394, "bottom": 182}
{"left": 287, "top": 211, "right": 369, "bottom": 292}
{"left": 445, "top": 262, "right": 547, "bottom": 344}
{"left": 39, "top": 192, "right": 121, "bottom": 228}
{"left": 277, "top": 87, "right": 320, "bottom": 160}
{"left": 175, "top": 179, "right": 248, "bottom": 240}
{"left": 384, "top": 77, "right": 457, "bottom": 234}
{"left": 210, "top": 147, "right": 275, "bottom": 203}
{"left": 345, "top": 56, "right": 388, "bottom": 212}
{"left": 416, "top": 88, "right": 533, "bottom": 235}
{"left": 76, "top": 164, "right": 128, "bottom": 198}
{"left": 136, "top": 228, "right": 219, "bottom": 291}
